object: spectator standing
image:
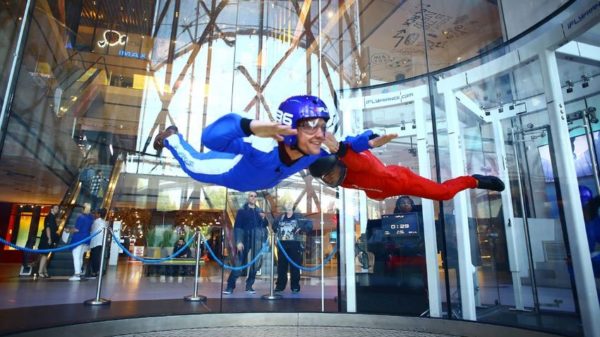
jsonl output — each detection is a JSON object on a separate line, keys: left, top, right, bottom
{"left": 207, "top": 231, "right": 222, "bottom": 261}
{"left": 273, "top": 204, "right": 312, "bottom": 293}
{"left": 223, "top": 192, "right": 267, "bottom": 294}
{"left": 170, "top": 237, "right": 192, "bottom": 276}
{"left": 37, "top": 205, "right": 59, "bottom": 278}
{"left": 79, "top": 160, "right": 95, "bottom": 193}
{"left": 89, "top": 170, "right": 107, "bottom": 210}
{"left": 69, "top": 203, "right": 94, "bottom": 281}
{"left": 89, "top": 208, "right": 108, "bottom": 278}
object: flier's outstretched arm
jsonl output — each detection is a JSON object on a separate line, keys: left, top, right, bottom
{"left": 202, "top": 113, "right": 297, "bottom": 153}
{"left": 324, "top": 131, "right": 397, "bottom": 156}
{"left": 368, "top": 133, "right": 397, "bottom": 148}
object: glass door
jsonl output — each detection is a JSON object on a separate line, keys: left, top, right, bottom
{"left": 461, "top": 123, "right": 508, "bottom": 310}
{"left": 504, "top": 113, "right": 577, "bottom": 313}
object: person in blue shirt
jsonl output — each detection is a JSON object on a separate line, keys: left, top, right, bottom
{"left": 69, "top": 203, "right": 94, "bottom": 281}
{"left": 153, "top": 95, "right": 331, "bottom": 192}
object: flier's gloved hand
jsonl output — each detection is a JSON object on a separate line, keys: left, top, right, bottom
{"left": 345, "top": 130, "right": 374, "bottom": 153}
{"left": 368, "top": 133, "right": 397, "bottom": 148}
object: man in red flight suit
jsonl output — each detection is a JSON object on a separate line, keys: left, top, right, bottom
{"left": 309, "top": 132, "right": 504, "bottom": 201}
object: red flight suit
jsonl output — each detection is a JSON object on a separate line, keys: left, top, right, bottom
{"left": 339, "top": 148, "right": 477, "bottom": 201}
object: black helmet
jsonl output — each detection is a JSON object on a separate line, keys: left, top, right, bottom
{"left": 309, "top": 155, "right": 337, "bottom": 176}
{"left": 308, "top": 155, "right": 347, "bottom": 187}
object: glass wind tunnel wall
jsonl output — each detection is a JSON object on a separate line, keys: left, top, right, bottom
{"left": 0, "top": 1, "right": 598, "bottom": 337}
{"left": 0, "top": 0, "right": 353, "bottom": 314}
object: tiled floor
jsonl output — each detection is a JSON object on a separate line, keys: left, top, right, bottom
{"left": 5, "top": 312, "right": 567, "bottom": 337}
{"left": 0, "top": 260, "right": 584, "bottom": 336}
{"left": 0, "top": 260, "right": 339, "bottom": 335}
{"left": 0, "top": 259, "right": 339, "bottom": 309}
{"left": 115, "top": 326, "right": 457, "bottom": 337}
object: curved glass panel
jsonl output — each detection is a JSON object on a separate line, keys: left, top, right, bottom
{"left": 501, "top": 0, "right": 570, "bottom": 39}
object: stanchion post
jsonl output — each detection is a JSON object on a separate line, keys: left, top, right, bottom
{"left": 262, "top": 230, "right": 282, "bottom": 300}
{"left": 185, "top": 231, "right": 207, "bottom": 302}
{"left": 85, "top": 227, "right": 111, "bottom": 305}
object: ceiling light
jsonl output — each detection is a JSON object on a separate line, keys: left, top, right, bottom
{"left": 582, "top": 75, "right": 590, "bottom": 88}
{"left": 566, "top": 80, "right": 574, "bottom": 93}
{"left": 587, "top": 107, "right": 598, "bottom": 123}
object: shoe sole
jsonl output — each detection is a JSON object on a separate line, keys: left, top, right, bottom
{"left": 153, "top": 127, "right": 179, "bottom": 151}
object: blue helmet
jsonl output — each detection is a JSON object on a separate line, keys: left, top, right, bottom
{"left": 276, "top": 95, "right": 330, "bottom": 147}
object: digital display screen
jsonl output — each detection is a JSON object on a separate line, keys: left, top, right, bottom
{"left": 381, "top": 212, "right": 420, "bottom": 237}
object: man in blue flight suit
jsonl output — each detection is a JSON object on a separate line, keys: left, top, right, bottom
{"left": 153, "top": 95, "right": 331, "bottom": 191}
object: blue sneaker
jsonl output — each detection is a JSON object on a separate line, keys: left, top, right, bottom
{"left": 222, "top": 288, "right": 233, "bottom": 295}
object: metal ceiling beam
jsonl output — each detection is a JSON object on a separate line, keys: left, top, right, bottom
{"left": 141, "top": 0, "right": 229, "bottom": 155}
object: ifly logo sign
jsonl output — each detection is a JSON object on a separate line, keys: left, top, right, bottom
{"left": 364, "top": 92, "right": 414, "bottom": 109}
{"left": 564, "top": 2, "right": 600, "bottom": 36}
{"left": 98, "top": 30, "right": 127, "bottom": 48}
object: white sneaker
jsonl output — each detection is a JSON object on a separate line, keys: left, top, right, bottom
{"left": 68, "top": 275, "right": 81, "bottom": 281}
